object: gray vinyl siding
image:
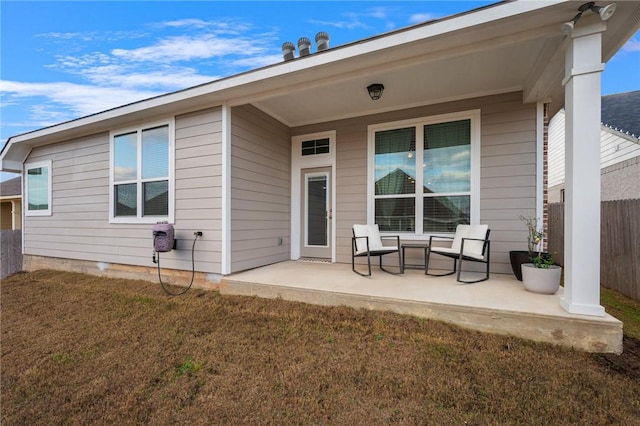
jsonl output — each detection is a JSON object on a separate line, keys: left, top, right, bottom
{"left": 293, "top": 91, "right": 537, "bottom": 274}
{"left": 480, "top": 95, "right": 537, "bottom": 273}
{"left": 23, "top": 107, "right": 223, "bottom": 274}
{"left": 548, "top": 109, "right": 640, "bottom": 202}
{"left": 230, "top": 104, "right": 291, "bottom": 273}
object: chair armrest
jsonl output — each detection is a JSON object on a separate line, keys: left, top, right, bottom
{"left": 428, "top": 234, "right": 454, "bottom": 246}
{"left": 380, "top": 235, "right": 400, "bottom": 246}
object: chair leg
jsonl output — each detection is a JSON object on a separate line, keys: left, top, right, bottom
{"left": 456, "top": 259, "right": 490, "bottom": 284}
{"left": 378, "top": 254, "right": 402, "bottom": 275}
{"left": 352, "top": 241, "right": 372, "bottom": 277}
{"left": 426, "top": 254, "right": 457, "bottom": 277}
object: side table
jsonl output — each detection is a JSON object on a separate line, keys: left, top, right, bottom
{"left": 401, "top": 243, "right": 429, "bottom": 273}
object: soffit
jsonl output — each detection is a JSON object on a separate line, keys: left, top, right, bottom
{"left": 251, "top": 1, "right": 640, "bottom": 126}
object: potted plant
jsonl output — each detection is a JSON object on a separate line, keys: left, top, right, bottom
{"left": 522, "top": 250, "right": 562, "bottom": 295}
{"left": 509, "top": 215, "right": 542, "bottom": 281}
{"left": 516, "top": 216, "right": 561, "bottom": 294}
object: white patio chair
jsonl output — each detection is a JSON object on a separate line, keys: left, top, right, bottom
{"left": 425, "top": 224, "right": 491, "bottom": 283}
{"left": 351, "top": 224, "right": 401, "bottom": 277}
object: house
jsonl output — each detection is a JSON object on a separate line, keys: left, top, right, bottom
{"left": 548, "top": 90, "right": 640, "bottom": 202}
{"left": 0, "top": 175, "right": 22, "bottom": 279}
{"left": 0, "top": 176, "right": 22, "bottom": 230}
{"left": 2, "top": 0, "right": 639, "bottom": 323}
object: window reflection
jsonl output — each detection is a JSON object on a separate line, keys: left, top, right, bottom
{"left": 114, "top": 132, "right": 137, "bottom": 182}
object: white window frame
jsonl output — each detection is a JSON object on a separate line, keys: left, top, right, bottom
{"left": 367, "top": 109, "right": 481, "bottom": 238}
{"left": 109, "top": 119, "right": 175, "bottom": 224}
{"left": 291, "top": 131, "right": 337, "bottom": 261}
{"left": 24, "top": 160, "right": 52, "bottom": 217}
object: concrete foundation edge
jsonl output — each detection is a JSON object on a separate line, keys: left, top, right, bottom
{"left": 18, "top": 255, "right": 623, "bottom": 354}
{"left": 21, "top": 255, "right": 223, "bottom": 291}
{"left": 220, "top": 278, "right": 623, "bottom": 354}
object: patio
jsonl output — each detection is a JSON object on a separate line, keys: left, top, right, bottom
{"left": 221, "top": 260, "right": 623, "bottom": 354}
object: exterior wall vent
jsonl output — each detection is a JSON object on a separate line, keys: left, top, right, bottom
{"left": 282, "top": 41, "right": 296, "bottom": 61}
{"left": 298, "top": 37, "right": 311, "bottom": 57}
{"left": 315, "top": 32, "right": 330, "bottom": 51}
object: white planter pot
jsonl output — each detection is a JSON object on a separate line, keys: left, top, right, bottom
{"left": 521, "top": 263, "right": 562, "bottom": 295}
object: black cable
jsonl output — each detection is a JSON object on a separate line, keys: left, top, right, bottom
{"left": 156, "top": 234, "right": 199, "bottom": 296}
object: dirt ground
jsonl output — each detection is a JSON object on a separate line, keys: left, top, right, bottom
{"left": 597, "top": 335, "right": 640, "bottom": 379}
{"left": 2, "top": 270, "right": 639, "bottom": 425}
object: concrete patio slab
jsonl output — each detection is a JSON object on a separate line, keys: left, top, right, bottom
{"left": 221, "top": 261, "right": 623, "bottom": 354}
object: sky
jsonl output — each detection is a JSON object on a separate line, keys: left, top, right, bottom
{"left": 1, "top": 0, "right": 639, "bottom": 182}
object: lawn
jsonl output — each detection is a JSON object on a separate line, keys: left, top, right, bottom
{"left": 2, "top": 270, "right": 639, "bottom": 425}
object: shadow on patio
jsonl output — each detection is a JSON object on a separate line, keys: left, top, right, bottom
{"left": 221, "top": 260, "right": 622, "bottom": 354}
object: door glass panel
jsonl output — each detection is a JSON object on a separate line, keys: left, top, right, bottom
{"left": 307, "top": 175, "right": 327, "bottom": 246}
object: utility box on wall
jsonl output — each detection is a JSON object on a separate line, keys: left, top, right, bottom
{"left": 152, "top": 222, "right": 175, "bottom": 252}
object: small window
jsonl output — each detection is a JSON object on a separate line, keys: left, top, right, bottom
{"left": 301, "top": 138, "right": 330, "bottom": 156}
{"left": 25, "top": 160, "right": 52, "bottom": 216}
{"left": 110, "top": 121, "right": 173, "bottom": 223}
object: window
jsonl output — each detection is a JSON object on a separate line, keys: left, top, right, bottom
{"left": 110, "top": 121, "right": 173, "bottom": 223}
{"left": 25, "top": 160, "right": 52, "bottom": 216}
{"left": 369, "top": 111, "right": 479, "bottom": 235}
{"left": 301, "top": 138, "right": 330, "bottom": 156}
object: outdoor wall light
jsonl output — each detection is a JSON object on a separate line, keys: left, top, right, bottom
{"left": 591, "top": 2, "right": 617, "bottom": 20}
{"left": 367, "top": 83, "right": 384, "bottom": 100}
{"left": 561, "top": 2, "right": 617, "bottom": 34}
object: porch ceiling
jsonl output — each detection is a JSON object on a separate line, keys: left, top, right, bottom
{"left": 249, "top": 0, "right": 640, "bottom": 127}
{"left": 252, "top": 38, "right": 551, "bottom": 127}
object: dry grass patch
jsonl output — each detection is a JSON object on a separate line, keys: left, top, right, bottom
{"left": 2, "top": 270, "right": 639, "bottom": 425}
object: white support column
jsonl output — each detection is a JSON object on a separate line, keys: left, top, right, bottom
{"left": 11, "top": 199, "right": 22, "bottom": 230}
{"left": 221, "top": 102, "right": 232, "bottom": 275}
{"left": 560, "top": 19, "right": 606, "bottom": 316}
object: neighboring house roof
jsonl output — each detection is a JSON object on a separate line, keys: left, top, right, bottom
{"left": 601, "top": 90, "right": 640, "bottom": 138}
{"left": 1, "top": 1, "right": 639, "bottom": 173}
{"left": 0, "top": 176, "right": 21, "bottom": 198}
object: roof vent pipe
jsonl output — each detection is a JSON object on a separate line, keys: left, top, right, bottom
{"left": 315, "top": 32, "right": 330, "bottom": 51}
{"left": 282, "top": 41, "right": 296, "bottom": 61}
{"left": 298, "top": 37, "right": 311, "bottom": 57}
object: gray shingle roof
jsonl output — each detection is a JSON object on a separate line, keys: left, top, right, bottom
{"left": 0, "top": 176, "right": 22, "bottom": 197}
{"left": 601, "top": 90, "right": 640, "bottom": 139}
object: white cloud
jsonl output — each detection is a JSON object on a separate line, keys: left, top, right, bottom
{"left": 367, "top": 7, "right": 390, "bottom": 20}
{"left": 111, "top": 34, "right": 267, "bottom": 63}
{"left": 230, "top": 54, "right": 284, "bottom": 68}
{"left": 160, "top": 18, "right": 212, "bottom": 29}
{"left": 83, "top": 65, "right": 219, "bottom": 89}
{"left": 622, "top": 37, "right": 640, "bottom": 53}
{"left": 1, "top": 80, "right": 162, "bottom": 119}
{"left": 409, "top": 13, "right": 438, "bottom": 24}
{"left": 155, "top": 18, "right": 252, "bottom": 35}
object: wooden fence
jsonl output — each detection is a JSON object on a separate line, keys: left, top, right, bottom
{"left": 548, "top": 199, "right": 640, "bottom": 300}
{"left": 1, "top": 230, "right": 22, "bottom": 279}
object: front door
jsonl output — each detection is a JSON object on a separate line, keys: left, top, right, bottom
{"left": 300, "top": 167, "right": 331, "bottom": 259}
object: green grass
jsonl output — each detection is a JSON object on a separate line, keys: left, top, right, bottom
{"left": 601, "top": 287, "right": 640, "bottom": 339}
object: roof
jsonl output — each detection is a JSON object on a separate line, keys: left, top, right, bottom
{"left": 2, "top": 0, "right": 640, "bottom": 173}
{"left": 602, "top": 90, "right": 640, "bottom": 138}
{"left": 0, "top": 176, "right": 22, "bottom": 197}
